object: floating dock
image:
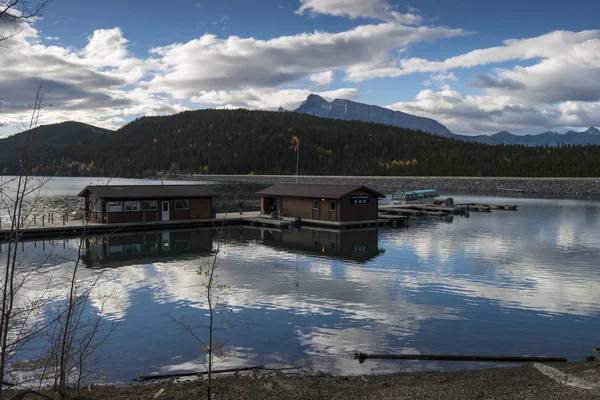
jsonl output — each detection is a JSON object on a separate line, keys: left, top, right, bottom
{"left": 456, "top": 203, "right": 518, "bottom": 211}
{"left": 1, "top": 211, "right": 408, "bottom": 241}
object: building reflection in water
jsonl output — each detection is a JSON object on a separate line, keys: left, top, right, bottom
{"left": 82, "top": 228, "right": 214, "bottom": 268}
{"left": 242, "top": 226, "right": 384, "bottom": 263}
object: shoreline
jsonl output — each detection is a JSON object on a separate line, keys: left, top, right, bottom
{"left": 180, "top": 174, "right": 600, "bottom": 196}
{"left": 19, "top": 361, "right": 600, "bottom": 399}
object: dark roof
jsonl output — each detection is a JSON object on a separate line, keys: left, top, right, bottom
{"left": 77, "top": 184, "right": 218, "bottom": 199}
{"left": 256, "top": 183, "right": 385, "bottom": 199}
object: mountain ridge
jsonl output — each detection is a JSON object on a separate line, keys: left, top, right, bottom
{"left": 293, "top": 94, "right": 600, "bottom": 147}
{"left": 294, "top": 94, "right": 454, "bottom": 137}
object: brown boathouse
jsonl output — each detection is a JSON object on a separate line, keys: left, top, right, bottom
{"left": 77, "top": 185, "right": 217, "bottom": 224}
{"left": 257, "top": 183, "right": 385, "bottom": 224}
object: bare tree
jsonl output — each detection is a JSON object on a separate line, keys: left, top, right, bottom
{"left": 0, "top": 87, "right": 58, "bottom": 396}
{"left": 38, "top": 232, "right": 117, "bottom": 398}
{"left": 0, "top": 0, "right": 48, "bottom": 43}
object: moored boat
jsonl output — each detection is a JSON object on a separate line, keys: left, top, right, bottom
{"left": 391, "top": 189, "right": 440, "bottom": 205}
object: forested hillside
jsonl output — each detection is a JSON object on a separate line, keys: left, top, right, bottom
{"left": 0, "top": 121, "right": 111, "bottom": 174}
{"left": 2, "top": 109, "right": 600, "bottom": 177}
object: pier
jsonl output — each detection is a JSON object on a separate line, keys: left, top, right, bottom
{"left": 1, "top": 210, "right": 409, "bottom": 241}
{"left": 379, "top": 202, "right": 519, "bottom": 218}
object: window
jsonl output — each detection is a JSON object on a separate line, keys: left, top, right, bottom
{"left": 142, "top": 200, "right": 158, "bottom": 211}
{"left": 175, "top": 199, "right": 189, "bottom": 210}
{"left": 124, "top": 201, "right": 140, "bottom": 212}
{"left": 107, "top": 201, "right": 122, "bottom": 212}
{"left": 329, "top": 240, "right": 337, "bottom": 250}
{"left": 312, "top": 238, "right": 320, "bottom": 248}
{"left": 312, "top": 199, "right": 320, "bottom": 210}
{"left": 124, "top": 244, "right": 141, "bottom": 255}
{"left": 329, "top": 200, "right": 336, "bottom": 211}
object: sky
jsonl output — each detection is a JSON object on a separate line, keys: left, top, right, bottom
{"left": 1, "top": 0, "right": 600, "bottom": 137}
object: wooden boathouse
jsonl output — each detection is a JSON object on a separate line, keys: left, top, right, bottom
{"left": 77, "top": 184, "right": 217, "bottom": 224}
{"left": 257, "top": 183, "right": 385, "bottom": 226}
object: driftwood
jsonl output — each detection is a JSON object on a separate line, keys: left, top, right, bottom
{"left": 138, "top": 366, "right": 301, "bottom": 382}
{"left": 354, "top": 352, "right": 568, "bottom": 364}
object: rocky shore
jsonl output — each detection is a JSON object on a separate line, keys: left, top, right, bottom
{"left": 23, "top": 361, "right": 600, "bottom": 399}
{"left": 184, "top": 175, "right": 600, "bottom": 197}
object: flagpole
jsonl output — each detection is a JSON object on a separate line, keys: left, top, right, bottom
{"left": 296, "top": 139, "right": 299, "bottom": 183}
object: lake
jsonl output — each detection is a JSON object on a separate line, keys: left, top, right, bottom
{"left": 1, "top": 177, "right": 600, "bottom": 383}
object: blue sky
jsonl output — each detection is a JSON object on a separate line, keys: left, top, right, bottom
{"left": 1, "top": 0, "right": 600, "bottom": 136}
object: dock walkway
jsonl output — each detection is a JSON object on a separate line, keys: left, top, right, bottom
{"left": 0, "top": 212, "right": 260, "bottom": 241}
{"left": 1, "top": 210, "right": 408, "bottom": 241}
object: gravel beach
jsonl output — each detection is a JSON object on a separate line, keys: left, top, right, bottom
{"left": 22, "top": 361, "right": 600, "bottom": 399}
{"left": 184, "top": 175, "right": 600, "bottom": 197}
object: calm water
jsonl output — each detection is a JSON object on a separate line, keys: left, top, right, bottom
{"left": 2, "top": 177, "right": 600, "bottom": 382}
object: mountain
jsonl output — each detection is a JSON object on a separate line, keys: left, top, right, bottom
{"left": 295, "top": 94, "right": 454, "bottom": 137}
{"left": 293, "top": 95, "right": 600, "bottom": 147}
{"left": 460, "top": 127, "right": 600, "bottom": 146}
{"left": 2, "top": 109, "right": 600, "bottom": 178}
{"left": 0, "top": 121, "right": 112, "bottom": 173}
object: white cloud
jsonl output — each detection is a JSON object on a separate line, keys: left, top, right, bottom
{"left": 146, "top": 23, "right": 466, "bottom": 98}
{"left": 0, "top": 24, "right": 182, "bottom": 132}
{"left": 423, "top": 72, "right": 456, "bottom": 90}
{"left": 387, "top": 89, "right": 559, "bottom": 135}
{"left": 381, "top": 30, "right": 600, "bottom": 133}
{"left": 310, "top": 70, "right": 334, "bottom": 86}
{"left": 44, "top": 36, "right": 60, "bottom": 41}
{"left": 190, "top": 87, "right": 359, "bottom": 110}
{"left": 295, "top": 0, "right": 422, "bottom": 25}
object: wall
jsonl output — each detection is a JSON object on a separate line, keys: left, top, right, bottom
{"left": 339, "top": 189, "right": 378, "bottom": 222}
{"left": 101, "top": 197, "right": 211, "bottom": 223}
{"left": 190, "top": 198, "right": 211, "bottom": 219}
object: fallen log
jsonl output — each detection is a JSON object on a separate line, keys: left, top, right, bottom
{"left": 354, "top": 352, "right": 567, "bottom": 364}
{"left": 137, "top": 366, "right": 301, "bottom": 382}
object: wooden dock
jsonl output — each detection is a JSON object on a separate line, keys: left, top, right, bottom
{"left": 379, "top": 205, "right": 462, "bottom": 218}
{"left": 456, "top": 203, "right": 518, "bottom": 211}
{"left": 1, "top": 210, "right": 409, "bottom": 241}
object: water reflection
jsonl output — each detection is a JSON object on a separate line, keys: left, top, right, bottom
{"left": 2, "top": 195, "right": 600, "bottom": 382}
{"left": 82, "top": 229, "right": 214, "bottom": 268}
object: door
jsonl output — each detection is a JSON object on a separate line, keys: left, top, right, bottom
{"left": 162, "top": 201, "right": 170, "bottom": 221}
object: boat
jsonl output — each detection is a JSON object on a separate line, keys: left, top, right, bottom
{"left": 391, "top": 189, "right": 440, "bottom": 205}
{"left": 391, "top": 189, "right": 469, "bottom": 215}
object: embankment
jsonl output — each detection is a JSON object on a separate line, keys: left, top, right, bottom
{"left": 184, "top": 175, "right": 600, "bottom": 196}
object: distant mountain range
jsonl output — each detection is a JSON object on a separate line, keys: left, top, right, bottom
{"left": 455, "top": 127, "right": 600, "bottom": 146}
{"left": 294, "top": 94, "right": 454, "bottom": 137}
{"left": 293, "top": 95, "right": 600, "bottom": 147}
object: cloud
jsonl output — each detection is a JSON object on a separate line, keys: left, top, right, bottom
{"left": 469, "top": 74, "right": 526, "bottom": 90}
{"left": 44, "top": 36, "right": 60, "bottom": 41}
{"left": 190, "top": 87, "right": 359, "bottom": 110}
{"left": 381, "top": 30, "right": 600, "bottom": 133}
{"left": 310, "top": 70, "right": 334, "bottom": 86}
{"left": 423, "top": 72, "right": 456, "bottom": 90}
{"left": 295, "top": 0, "right": 422, "bottom": 25}
{"left": 146, "top": 23, "right": 466, "bottom": 97}
{"left": 387, "top": 89, "right": 559, "bottom": 135}
{"left": 0, "top": 24, "right": 182, "bottom": 131}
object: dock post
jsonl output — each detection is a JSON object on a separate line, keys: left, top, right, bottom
{"left": 34, "top": 215, "right": 36, "bottom": 225}
{"left": 42, "top": 216, "right": 45, "bottom": 227}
